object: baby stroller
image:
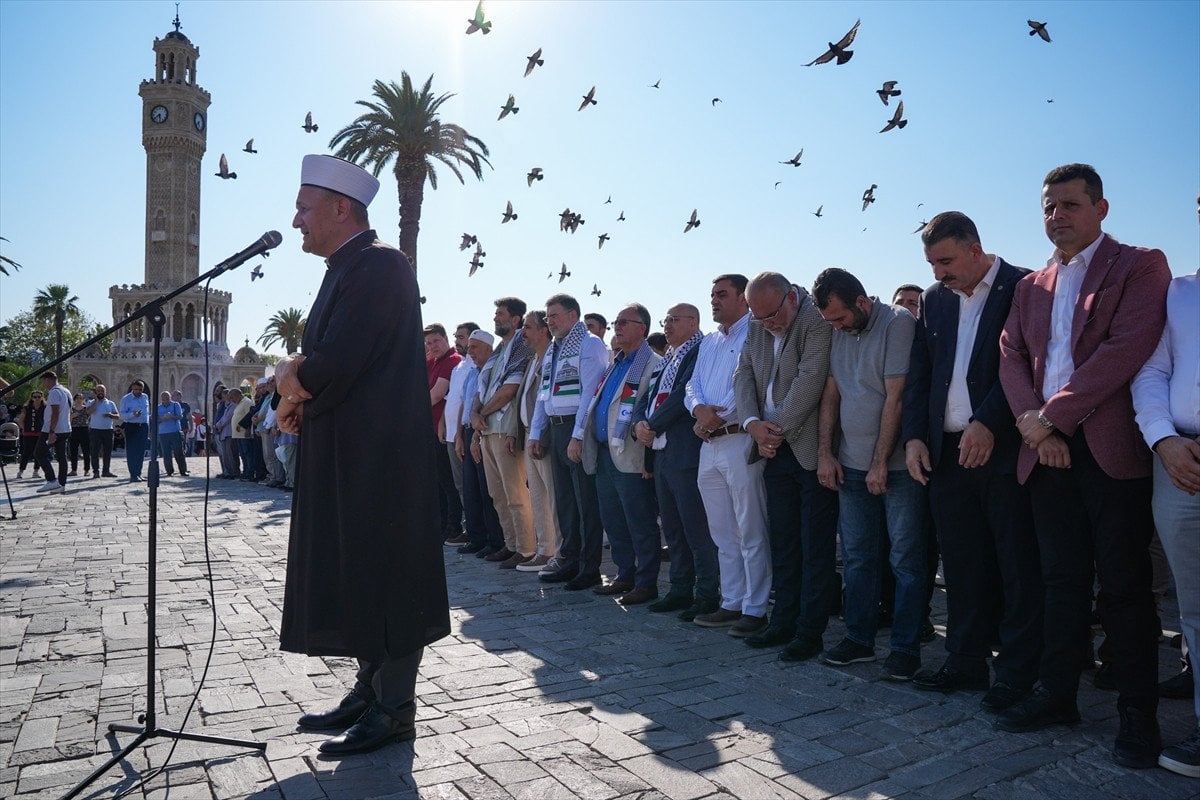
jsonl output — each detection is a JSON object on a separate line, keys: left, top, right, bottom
{"left": 0, "top": 422, "right": 18, "bottom": 466}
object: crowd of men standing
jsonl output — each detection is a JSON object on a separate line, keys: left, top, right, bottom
{"left": 426, "top": 164, "right": 1198, "bottom": 780}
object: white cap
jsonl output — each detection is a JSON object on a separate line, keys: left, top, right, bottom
{"left": 256, "top": 377, "right": 270, "bottom": 386}
{"left": 468, "top": 330, "right": 495, "bottom": 347}
{"left": 300, "top": 154, "right": 380, "bottom": 207}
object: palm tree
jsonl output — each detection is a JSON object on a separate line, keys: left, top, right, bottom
{"left": 32, "top": 283, "right": 80, "bottom": 363}
{"left": 0, "top": 236, "right": 22, "bottom": 276}
{"left": 330, "top": 74, "right": 491, "bottom": 271}
{"left": 258, "top": 308, "right": 307, "bottom": 355}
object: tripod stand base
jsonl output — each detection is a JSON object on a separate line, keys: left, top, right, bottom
{"left": 61, "top": 722, "right": 265, "bottom": 799}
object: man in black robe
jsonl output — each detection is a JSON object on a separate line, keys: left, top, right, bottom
{"left": 275, "top": 154, "right": 449, "bottom": 755}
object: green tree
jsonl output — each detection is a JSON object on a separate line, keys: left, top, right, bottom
{"left": 0, "top": 236, "right": 22, "bottom": 276}
{"left": 257, "top": 307, "right": 307, "bottom": 354}
{"left": 0, "top": 309, "right": 98, "bottom": 368}
{"left": 32, "top": 284, "right": 81, "bottom": 364}
{"left": 330, "top": 74, "right": 491, "bottom": 271}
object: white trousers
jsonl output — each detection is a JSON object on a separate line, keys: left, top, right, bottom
{"left": 697, "top": 432, "right": 771, "bottom": 617}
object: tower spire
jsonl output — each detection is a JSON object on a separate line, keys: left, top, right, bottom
{"left": 173, "top": 4, "right": 181, "bottom": 33}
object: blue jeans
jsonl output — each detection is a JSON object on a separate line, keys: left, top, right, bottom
{"left": 157, "top": 430, "right": 186, "bottom": 474}
{"left": 656, "top": 461, "right": 719, "bottom": 604}
{"left": 124, "top": 423, "right": 148, "bottom": 479}
{"left": 594, "top": 445, "right": 661, "bottom": 588}
{"left": 839, "top": 467, "right": 927, "bottom": 656}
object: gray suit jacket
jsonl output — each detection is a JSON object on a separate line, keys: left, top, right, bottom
{"left": 733, "top": 286, "right": 831, "bottom": 470}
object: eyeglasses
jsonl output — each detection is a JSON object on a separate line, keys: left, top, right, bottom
{"left": 660, "top": 315, "right": 697, "bottom": 326}
{"left": 750, "top": 289, "right": 793, "bottom": 324}
{"left": 612, "top": 318, "right": 647, "bottom": 328}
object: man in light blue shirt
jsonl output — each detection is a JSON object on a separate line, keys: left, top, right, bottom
{"left": 87, "top": 384, "right": 119, "bottom": 477}
{"left": 156, "top": 390, "right": 188, "bottom": 477}
{"left": 119, "top": 380, "right": 151, "bottom": 482}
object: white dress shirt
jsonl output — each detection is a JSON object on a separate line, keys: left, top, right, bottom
{"left": 529, "top": 331, "right": 610, "bottom": 441}
{"left": 685, "top": 312, "right": 751, "bottom": 426}
{"left": 1043, "top": 233, "right": 1105, "bottom": 400}
{"left": 1132, "top": 270, "right": 1200, "bottom": 445}
{"left": 945, "top": 256, "right": 1001, "bottom": 432}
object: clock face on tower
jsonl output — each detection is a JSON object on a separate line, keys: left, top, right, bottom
{"left": 151, "top": 105, "right": 168, "bottom": 124}
{"left": 193, "top": 112, "right": 205, "bottom": 132}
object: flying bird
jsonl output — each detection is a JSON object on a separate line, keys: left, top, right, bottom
{"left": 805, "top": 18, "right": 861, "bottom": 66}
{"left": 498, "top": 94, "right": 519, "bottom": 120}
{"left": 712, "top": 98, "right": 722, "bottom": 106}
{"left": 598, "top": 233, "right": 610, "bottom": 249}
{"left": 591, "top": 284, "right": 602, "bottom": 297}
{"left": 466, "top": 1, "right": 492, "bottom": 34}
{"left": 1046, "top": 99, "right": 1054, "bottom": 103}
{"left": 527, "top": 167, "right": 544, "bottom": 186}
{"left": 912, "top": 220, "right": 927, "bottom": 234}
{"left": 1027, "top": 20, "right": 1051, "bottom": 42}
{"left": 243, "top": 138, "right": 257, "bottom": 154}
{"left": 558, "top": 263, "right": 571, "bottom": 283}
{"left": 578, "top": 86, "right": 597, "bottom": 111}
{"left": 469, "top": 252, "right": 484, "bottom": 277}
{"left": 214, "top": 153, "right": 237, "bottom": 179}
{"left": 774, "top": 182, "right": 782, "bottom": 189}
{"left": 880, "top": 101, "right": 907, "bottom": 132}
{"left": 617, "top": 211, "right": 626, "bottom": 222}
{"left": 684, "top": 209, "right": 700, "bottom": 233}
{"left": 862, "top": 184, "right": 877, "bottom": 211}
{"left": 780, "top": 149, "right": 803, "bottom": 167}
{"left": 603, "top": 195, "right": 612, "bottom": 204}
{"left": 474, "top": 242, "right": 487, "bottom": 259}
{"left": 302, "top": 112, "right": 318, "bottom": 133}
{"left": 649, "top": 79, "right": 661, "bottom": 89}
{"left": 459, "top": 233, "right": 477, "bottom": 251}
{"left": 812, "top": 205, "right": 823, "bottom": 218}
{"left": 501, "top": 201, "right": 517, "bottom": 223}
{"left": 876, "top": 81, "right": 901, "bottom": 105}
{"left": 419, "top": 296, "right": 427, "bottom": 304}
{"left": 250, "top": 264, "right": 263, "bottom": 281}
{"left": 524, "top": 48, "right": 543, "bottom": 77}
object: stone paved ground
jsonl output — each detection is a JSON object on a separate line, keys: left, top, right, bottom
{"left": 0, "top": 460, "right": 1195, "bottom": 799}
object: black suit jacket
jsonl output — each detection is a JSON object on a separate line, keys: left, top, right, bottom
{"left": 902, "top": 259, "right": 1030, "bottom": 474}
{"left": 631, "top": 344, "right": 701, "bottom": 474}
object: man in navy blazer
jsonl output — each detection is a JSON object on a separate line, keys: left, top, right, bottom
{"left": 902, "top": 212, "right": 1043, "bottom": 712}
{"left": 633, "top": 304, "right": 719, "bottom": 616}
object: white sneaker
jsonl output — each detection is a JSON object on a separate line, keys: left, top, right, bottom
{"left": 36, "top": 481, "right": 60, "bottom": 493}
{"left": 537, "top": 555, "right": 565, "bottom": 576}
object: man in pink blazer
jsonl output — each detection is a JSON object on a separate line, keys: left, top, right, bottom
{"left": 997, "top": 163, "right": 1171, "bottom": 770}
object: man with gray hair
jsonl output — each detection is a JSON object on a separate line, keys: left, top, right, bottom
{"left": 734, "top": 271, "right": 835, "bottom": 660}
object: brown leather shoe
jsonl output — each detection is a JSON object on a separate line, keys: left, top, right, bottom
{"left": 593, "top": 580, "right": 634, "bottom": 596}
{"left": 484, "top": 547, "right": 514, "bottom": 562}
{"left": 728, "top": 614, "right": 768, "bottom": 637}
{"left": 617, "top": 586, "right": 659, "bottom": 606}
{"left": 498, "top": 552, "right": 531, "bottom": 569}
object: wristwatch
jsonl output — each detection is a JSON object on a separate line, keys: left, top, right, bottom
{"left": 1036, "top": 410, "right": 1055, "bottom": 430}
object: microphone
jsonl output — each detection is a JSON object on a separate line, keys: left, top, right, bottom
{"left": 213, "top": 231, "right": 283, "bottom": 273}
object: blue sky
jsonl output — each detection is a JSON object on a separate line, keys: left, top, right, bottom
{"left": 1, "top": 1, "right": 1197, "bottom": 356}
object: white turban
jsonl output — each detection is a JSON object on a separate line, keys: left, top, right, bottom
{"left": 300, "top": 154, "right": 380, "bottom": 207}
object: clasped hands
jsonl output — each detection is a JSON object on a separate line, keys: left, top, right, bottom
{"left": 274, "top": 355, "right": 311, "bottom": 435}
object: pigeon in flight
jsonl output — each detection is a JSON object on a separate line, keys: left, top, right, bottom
{"left": 459, "top": 233, "right": 477, "bottom": 251}
{"left": 1046, "top": 98, "right": 1055, "bottom": 103}
{"left": 712, "top": 98, "right": 722, "bottom": 106}
{"left": 812, "top": 205, "right": 823, "bottom": 218}
{"left": 880, "top": 101, "right": 907, "bottom": 132}
{"left": 501, "top": 201, "right": 517, "bottom": 223}
{"left": 558, "top": 263, "right": 571, "bottom": 283}
{"left": 469, "top": 252, "right": 485, "bottom": 277}
{"left": 524, "top": 48, "right": 543, "bottom": 77}
{"left": 598, "top": 233, "right": 610, "bottom": 250}
{"left": 591, "top": 284, "right": 602, "bottom": 297}
{"left": 604, "top": 195, "right": 612, "bottom": 204}
{"left": 214, "top": 153, "right": 237, "bottom": 179}
{"left": 774, "top": 182, "right": 782, "bottom": 189}
{"left": 243, "top": 138, "right": 257, "bottom": 154}
{"left": 498, "top": 94, "right": 519, "bottom": 120}
{"left": 302, "top": 112, "right": 318, "bottom": 133}
{"left": 617, "top": 211, "right": 626, "bottom": 222}
{"left": 912, "top": 220, "right": 928, "bottom": 234}
{"left": 527, "top": 167, "right": 544, "bottom": 186}
{"left": 684, "top": 209, "right": 701, "bottom": 233}
{"left": 1027, "top": 20, "right": 1050, "bottom": 42}
{"left": 876, "top": 81, "right": 901, "bottom": 105}
{"left": 649, "top": 79, "right": 661, "bottom": 89}
{"left": 805, "top": 19, "right": 861, "bottom": 66}
{"left": 862, "top": 184, "right": 877, "bottom": 211}
{"left": 250, "top": 264, "right": 263, "bottom": 281}
{"left": 780, "top": 149, "right": 803, "bottom": 167}
{"left": 466, "top": 1, "right": 492, "bottom": 34}
{"left": 578, "top": 86, "right": 597, "bottom": 111}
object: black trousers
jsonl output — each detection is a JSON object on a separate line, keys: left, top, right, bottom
{"left": 34, "top": 433, "right": 68, "bottom": 485}
{"left": 19, "top": 436, "right": 38, "bottom": 471}
{"left": 89, "top": 429, "right": 114, "bottom": 475}
{"left": 929, "top": 434, "right": 1043, "bottom": 686}
{"left": 546, "top": 415, "right": 603, "bottom": 578}
{"left": 1028, "top": 432, "right": 1158, "bottom": 713}
{"left": 764, "top": 442, "right": 839, "bottom": 641}
{"left": 460, "top": 426, "right": 503, "bottom": 550}
{"left": 352, "top": 647, "right": 423, "bottom": 722}
{"left": 69, "top": 427, "right": 90, "bottom": 472}
{"left": 434, "top": 439, "right": 463, "bottom": 535}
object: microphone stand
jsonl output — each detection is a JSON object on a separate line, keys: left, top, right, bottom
{"left": 4, "top": 246, "right": 273, "bottom": 798}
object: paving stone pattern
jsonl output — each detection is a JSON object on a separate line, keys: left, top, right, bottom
{"left": 0, "top": 466, "right": 1194, "bottom": 799}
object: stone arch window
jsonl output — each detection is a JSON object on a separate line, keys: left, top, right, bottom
{"left": 185, "top": 303, "right": 196, "bottom": 339}
{"left": 123, "top": 303, "right": 133, "bottom": 340}
{"left": 172, "top": 303, "right": 184, "bottom": 342}
{"left": 158, "top": 53, "right": 167, "bottom": 81}
{"left": 186, "top": 56, "right": 194, "bottom": 84}
{"left": 153, "top": 209, "right": 166, "bottom": 232}
{"left": 132, "top": 303, "right": 145, "bottom": 341}
{"left": 167, "top": 52, "right": 176, "bottom": 81}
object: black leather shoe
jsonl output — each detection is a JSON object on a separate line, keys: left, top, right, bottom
{"left": 744, "top": 626, "right": 793, "bottom": 649}
{"left": 298, "top": 690, "right": 371, "bottom": 731}
{"left": 647, "top": 594, "right": 693, "bottom": 613}
{"left": 564, "top": 573, "right": 601, "bottom": 591}
{"left": 318, "top": 705, "right": 415, "bottom": 755}
{"left": 779, "top": 636, "right": 823, "bottom": 663}
{"left": 1159, "top": 665, "right": 1195, "bottom": 699}
{"left": 1112, "top": 707, "right": 1162, "bottom": 769}
{"left": 912, "top": 664, "right": 990, "bottom": 694}
{"left": 994, "top": 685, "right": 1080, "bottom": 732}
{"left": 980, "top": 682, "right": 1030, "bottom": 712}
{"left": 678, "top": 600, "right": 718, "bottom": 622}
{"left": 457, "top": 542, "right": 486, "bottom": 555}
{"left": 475, "top": 546, "right": 499, "bottom": 559}
{"left": 538, "top": 565, "right": 578, "bottom": 584}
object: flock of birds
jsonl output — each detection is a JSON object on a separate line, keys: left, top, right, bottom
{"left": 454, "top": 6, "right": 1056, "bottom": 294}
